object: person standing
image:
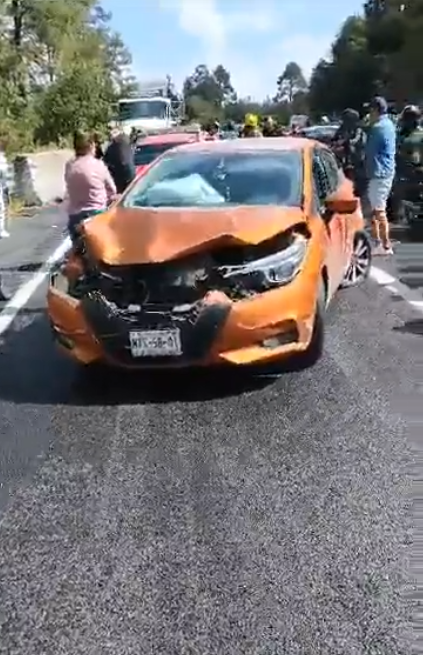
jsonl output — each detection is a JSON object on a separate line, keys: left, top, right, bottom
{"left": 365, "top": 96, "right": 396, "bottom": 255}
{"left": 104, "top": 129, "right": 136, "bottom": 193}
{"left": 65, "top": 131, "right": 117, "bottom": 241}
{"left": 0, "top": 142, "right": 10, "bottom": 239}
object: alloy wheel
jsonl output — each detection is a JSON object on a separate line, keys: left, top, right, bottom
{"left": 342, "top": 231, "right": 372, "bottom": 287}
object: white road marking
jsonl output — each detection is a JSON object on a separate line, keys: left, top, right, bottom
{"left": 370, "top": 266, "right": 423, "bottom": 313}
{"left": 0, "top": 236, "right": 71, "bottom": 335}
{"left": 0, "top": 237, "right": 422, "bottom": 338}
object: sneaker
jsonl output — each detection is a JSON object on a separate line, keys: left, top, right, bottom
{"left": 0, "top": 230, "right": 9, "bottom": 238}
{"left": 383, "top": 246, "right": 394, "bottom": 255}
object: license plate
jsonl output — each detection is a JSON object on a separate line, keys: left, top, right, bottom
{"left": 129, "top": 329, "right": 182, "bottom": 357}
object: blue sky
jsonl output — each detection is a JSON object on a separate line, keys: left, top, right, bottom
{"left": 102, "top": 0, "right": 364, "bottom": 100}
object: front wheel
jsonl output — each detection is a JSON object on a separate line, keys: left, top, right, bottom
{"left": 341, "top": 230, "right": 372, "bottom": 288}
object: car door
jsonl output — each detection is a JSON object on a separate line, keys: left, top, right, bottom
{"left": 312, "top": 146, "right": 349, "bottom": 290}
{"left": 320, "top": 147, "right": 358, "bottom": 260}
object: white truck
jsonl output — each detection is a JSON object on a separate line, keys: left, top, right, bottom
{"left": 115, "top": 78, "right": 185, "bottom": 135}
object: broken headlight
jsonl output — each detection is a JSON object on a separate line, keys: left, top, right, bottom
{"left": 218, "top": 236, "right": 307, "bottom": 291}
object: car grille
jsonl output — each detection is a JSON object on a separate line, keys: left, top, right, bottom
{"left": 81, "top": 291, "right": 230, "bottom": 366}
{"left": 96, "top": 260, "right": 207, "bottom": 307}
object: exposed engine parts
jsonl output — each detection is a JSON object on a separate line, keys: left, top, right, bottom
{"left": 53, "top": 225, "right": 310, "bottom": 314}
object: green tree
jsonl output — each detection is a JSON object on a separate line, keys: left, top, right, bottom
{"left": 213, "top": 64, "right": 236, "bottom": 104}
{"left": 275, "top": 62, "right": 307, "bottom": 103}
{"left": 183, "top": 64, "right": 236, "bottom": 122}
{"left": 0, "top": 0, "right": 133, "bottom": 152}
{"left": 37, "top": 63, "right": 115, "bottom": 143}
{"left": 308, "top": 16, "right": 380, "bottom": 116}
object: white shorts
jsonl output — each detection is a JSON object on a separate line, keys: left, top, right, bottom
{"left": 367, "top": 176, "right": 394, "bottom": 212}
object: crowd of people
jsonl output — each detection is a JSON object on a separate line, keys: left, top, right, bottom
{"left": 0, "top": 97, "right": 421, "bottom": 301}
{"left": 332, "top": 99, "right": 423, "bottom": 254}
{"left": 63, "top": 99, "right": 423, "bottom": 256}
{"left": 63, "top": 115, "right": 278, "bottom": 240}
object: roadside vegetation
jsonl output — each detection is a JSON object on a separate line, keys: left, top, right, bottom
{"left": 0, "top": 0, "right": 422, "bottom": 156}
{"left": 0, "top": 0, "right": 137, "bottom": 154}
{"left": 182, "top": 1, "right": 423, "bottom": 123}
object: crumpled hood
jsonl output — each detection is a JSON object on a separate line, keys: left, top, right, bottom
{"left": 81, "top": 206, "right": 306, "bottom": 265}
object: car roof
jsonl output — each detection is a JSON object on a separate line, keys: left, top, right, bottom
{"left": 170, "top": 136, "right": 314, "bottom": 155}
{"left": 137, "top": 132, "right": 198, "bottom": 146}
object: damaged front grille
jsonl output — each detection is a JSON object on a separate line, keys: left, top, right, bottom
{"left": 93, "top": 228, "right": 307, "bottom": 307}
{"left": 96, "top": 255, "right": 212, "bottom": 307}
{"left": 81, "top": 290, "right": 231, "bottom": 365}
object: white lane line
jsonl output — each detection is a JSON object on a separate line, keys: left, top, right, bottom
{"left": 0, "top": 238, "right": 422, "bottom": 337}
{"left": 0, "top": 236, "right": 71, "bottom": 335}
{"left": 370, "top": 265, "right": 423, "bottom": 313}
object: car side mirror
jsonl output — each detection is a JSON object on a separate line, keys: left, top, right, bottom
{"left": 325, "top": 196, "right": 358, "bottom": 214}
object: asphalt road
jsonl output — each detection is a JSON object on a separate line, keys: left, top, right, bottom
{"left": 0, "top": 211, "right": 419, "bottom": 654}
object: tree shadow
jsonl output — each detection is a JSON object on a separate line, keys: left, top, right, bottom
{"left": 0, "top": 314, "right": 303, "bottom": 407}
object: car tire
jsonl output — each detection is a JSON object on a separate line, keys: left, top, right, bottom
{"left": 340, "top": 230, "right": 372, "bottom": 288}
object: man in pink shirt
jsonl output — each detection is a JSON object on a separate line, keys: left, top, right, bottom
{"left": 65, "top": 131, "right": 117, "bottom": 240}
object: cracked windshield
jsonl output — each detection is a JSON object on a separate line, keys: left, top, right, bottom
{"left": 0, "top": 0, "right": 419, "bottom": 653}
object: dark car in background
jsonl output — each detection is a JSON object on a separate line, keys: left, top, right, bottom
{"left": 299, "top": 124, "right": 340, "bottom": 145}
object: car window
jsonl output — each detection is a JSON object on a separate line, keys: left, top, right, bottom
{"left": 312, "top": 147, "right": 340, "bottom": 199}
{"left": 134, "top": 142, "right": 186, "bottom": 166}
{"left": 122, "top": 150, "right": 303, "bottom": 209}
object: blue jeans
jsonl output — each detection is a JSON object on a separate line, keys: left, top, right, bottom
{"left": 68, "top": 208, "right": 105, "bottom": 241}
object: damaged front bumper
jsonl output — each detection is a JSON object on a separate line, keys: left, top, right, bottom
{"left": 47, "top": 268, "right": 318, "bottom": 369}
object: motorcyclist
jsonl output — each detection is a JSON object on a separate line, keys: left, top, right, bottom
{"left": 222, "top": 120, "right": 238, "bottom": 139}
{"left": 205, "top": 120, "right": 220, "bottom": 140}
{"left": 398, "top": 105, "right": 422, "bottom": 142}
{"left": 396, "top": 105, "right": 423, "bottom": 184}
{"left": 240, "top": 113, "right": 262, "bottom": 137}
{"left": 394, "top": 105, "right": 423, "bottom": 229}
{"left": 262, "top": 116, "right": 278, "bottom": 136}
{"left": 333, "top": 108, "right": 366, "bottom": 189}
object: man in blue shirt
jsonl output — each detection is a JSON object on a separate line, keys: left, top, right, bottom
{"left": 365, "top": 96, "right": 396, "bottom": 255}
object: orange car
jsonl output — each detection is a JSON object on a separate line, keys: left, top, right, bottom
{"left": 48, "top": 137, "right": 371, "bottom": 371}
{"left": 134, "top": 131, "right": 202, "bottom": 176}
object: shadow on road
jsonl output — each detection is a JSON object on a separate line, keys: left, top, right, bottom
{"left": 393, "top": 319, "right": 423, "bottom": 336}
{"left": 0, "top": 314, "right": 294, "bottom": 407}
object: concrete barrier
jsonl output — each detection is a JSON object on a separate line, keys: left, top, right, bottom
{"left": 12, "top": 149, "right": 73, "bottom": 207}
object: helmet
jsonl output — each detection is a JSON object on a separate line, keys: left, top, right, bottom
{"left": 342, "top": 108, "right": 359, "bottom": 122}
{"left": 400, "top": 104, "right": 421, "bottom": 122}
{"left": 244, "top": 113, "right": 258, "bottom": 128}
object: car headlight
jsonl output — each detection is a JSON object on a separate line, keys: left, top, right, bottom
{"left": 218, "top": 236, "right": 307, "bottom": 290}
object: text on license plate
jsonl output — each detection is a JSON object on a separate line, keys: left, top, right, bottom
{"left": 129, "top": 329, "right": 182, "bottom": 357}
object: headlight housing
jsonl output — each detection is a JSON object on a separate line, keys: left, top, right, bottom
{"left": 218, "top": 236, "right": 307, "bottom": 291}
